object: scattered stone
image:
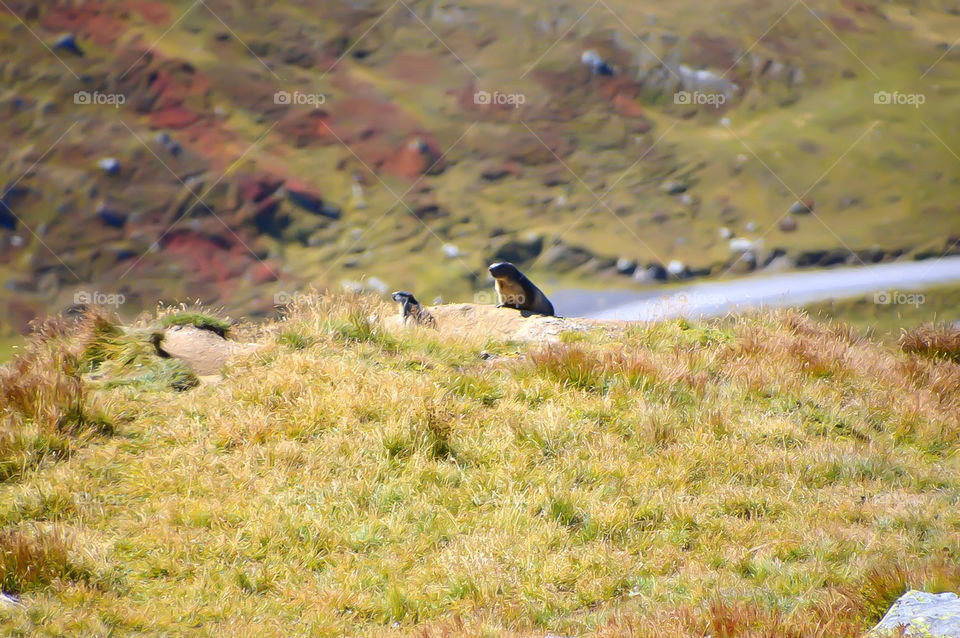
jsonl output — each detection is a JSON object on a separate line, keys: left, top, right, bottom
{"left": 284, "top": 181, "right": 341, "bottom": 219}
{"left": 366, "top": 277, "right": 388, "bottom": 294}
{"left": 667, "top": 260, "right": 686, "bottom": 277}
{"left": 96, "top": 202, "right": 127, "bottom": 228}
{"left": 581, "top": 49, "right": 614, "bottom": 76}
{"left": 442, "top": 243, "right": 461, "bottom": 258}
{"left": 778, "top": 217, "right": 798, "bottom": 232}
{"left": 745, "top": 221, "right": 756, "bottom": 232}
{"left": 634, "top": 262, "right": 667, "bottom": 282}
{"left": 97, "top": 158, "right": 120, "bottom": 175}
{"left": 789, "top": 198, "right": 815, "bottom": 214}
{"left": 53, "top": 33, "right": 83, "bottom": 56}
{"left": 662, "top": 181, "right": 687, "bottom": 195}
{"left": 490, "top": 234, "right": 543, "bottom": 264}
{"left": 729, "top": 238, "right": 755, "bottom": 253}
{"left": 616, "top": 257, "right": 637, "bottom": 275}
{"left": 541, "top": 242, "right": 594, "bottom": 272}
{"left": 719, "top": 227, "right": 732, "bottom": 239}
{"left": 872, "top": 590, "right": 960, "bottom": 637}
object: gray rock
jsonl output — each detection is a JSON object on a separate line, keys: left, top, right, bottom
{"left": 779, "top": 217, "right": 798, "bottom": 232}
{"left": 872, "top": 590, "right": 960, "bottom": 637}
{"left": 616, "top": 257, "right": 637, "bottom": 275}
{"left": 97, "top": 157, "right": 120, "bottom": 175}
{"left": 661, "top": 181, "right": 687, "bottom": 195}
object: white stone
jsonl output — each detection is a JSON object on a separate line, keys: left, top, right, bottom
{"left": 873, "top": 590, "right": 960, "bottom": 637}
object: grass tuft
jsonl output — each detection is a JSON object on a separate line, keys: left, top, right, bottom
{"left": 899, "top": 323, "right": 960, "bottom": 363}
{"left": 159, "top": 311, "right": 232, "bottom": 337}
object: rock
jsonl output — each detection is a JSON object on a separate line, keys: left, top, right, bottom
{"left": 616, "top": 257, "right": 637, "bottom": 275}
{"left": 490, "top": 234, "right": 543, "bottom": 264}
{"left": 719, "top": 227, "right": 732, "bottom": 239}
{"left": 541, "top": 243, "right": 594, "bottom": 272}
{"left": 53, "top": 33, "right": 83, "bottom": 56}
{"left": 442, "top": 243, "right": 461, "bottom": 258}
{"left": 284, "top": 181, "right": 340, "bottom": 219}
{"left": 97, "top": 158, "right": 120, "bottom": 175}
{"left": 366, "top": 277, "right": 388, "bottom": 294}
{"left": 156, "top": 325, "right": 259, "bottom": 377}
{"left": 728, "top": 238, "right": 755, "bottom": 253}
{"left": 0, "top": 184, "right": 30, "bottom": 230}
{"left": 96, "top": 202, "right": 127, "bottom": 228}
{"left": 872, "top": 590, "right": 960, "bottom": 637}
{"left": 0, "top": 592, "right": 22, "bottom": 608}
{"left": 155, "top": 132, "right": 182, "bottom": 156}
{"left": 581, "top": 50, "right": 614, "bottom": 76}
{"left": 778, "top": 217, "right": 798, "bottom": 232}
{"left": 662, "top": 181, "right": 687, "bottom": 195}
{"left": 480, "top": 162, "right": 522, "bottom": 181}
{"left": 667, "top": 260, "right": 686, "bottom": 278}
{"left": 789, "top": 198, "right": 815, "bottom": 214}
{"left": 745, "top": 221, "right": 756, "bottom": 232}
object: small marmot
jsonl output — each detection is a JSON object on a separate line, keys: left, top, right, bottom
{"left": 391, "top": 291, "right": 436, "bottom": 327}
{"left": 488, "top": 262, "right": 555, "bottom": 316}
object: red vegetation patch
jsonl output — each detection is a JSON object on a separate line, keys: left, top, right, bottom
{"left": 161, "top": 230, "right": 251, "bottom": 285}
{"left": 387, "top": 52, "right": 442, "bottom": 85}
{"left": 127, "top": 0, "right": 171, "bottom": 24}
{"left": 246, "top": 260, "right": 281, "bottom": 285}
{"left": 381, "top": 136, "right": 445, "bottom": 180}
{"left": 841, "top": 0, "right": 883, "bottom": 18}
{"left": 39, "top": 2, "right": 128, "bottom": 45}
{"left": 147, "top": 107, "right": 201, "bottom": 130}
{"left": 276, "top": 109, "right": 335, "bottom": 148}
{"left": 829, "top": 13, "right": 861, "bottom": 32}
{"left": 611, "top": 93, "right": 652, "bottom": 131}
{"left": 688, "top": 30, "right": 740, "bottom": 70}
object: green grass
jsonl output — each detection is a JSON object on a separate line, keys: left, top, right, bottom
{"left": 806, "top": 284, "right": 960, "bottom": 344}
{"left": 1, "top": 295, "right": 959, "bottom": 635}
{"left": 159, "top": 312, "right": 232, "bottom": 338}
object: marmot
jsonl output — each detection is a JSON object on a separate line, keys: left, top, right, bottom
{"left": 488, "top": 262, "right": 555, "bottom": 316}
{"left": 391, "top": 291, "right": 436, "bottom": 327}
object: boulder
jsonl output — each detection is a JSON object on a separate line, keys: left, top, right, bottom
{"left": 284, "top": 181, "right": 341, "bottom": 219}
{"left": 490, "top": 234, "right": 544, "bottom": 264}
{"left": 872, "top": 590, "right": 960, "bottom": 637}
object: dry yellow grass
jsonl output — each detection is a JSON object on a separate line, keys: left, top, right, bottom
{"left": 1, "top": 295, "right": 959, "bottom": 636}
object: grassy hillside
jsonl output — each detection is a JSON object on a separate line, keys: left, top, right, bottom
{"left": 2, "top": 0, "right": 960, "bottom": 339}
{"left": 2, "top": 298, "right": 960, "bottom": 635}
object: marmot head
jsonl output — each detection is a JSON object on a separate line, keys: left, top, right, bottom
{"left": 392, "top": 290, "right": 419, "bottom": 306}
{"left": 488, "top": 262, "right": 521, "bottom": 280}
